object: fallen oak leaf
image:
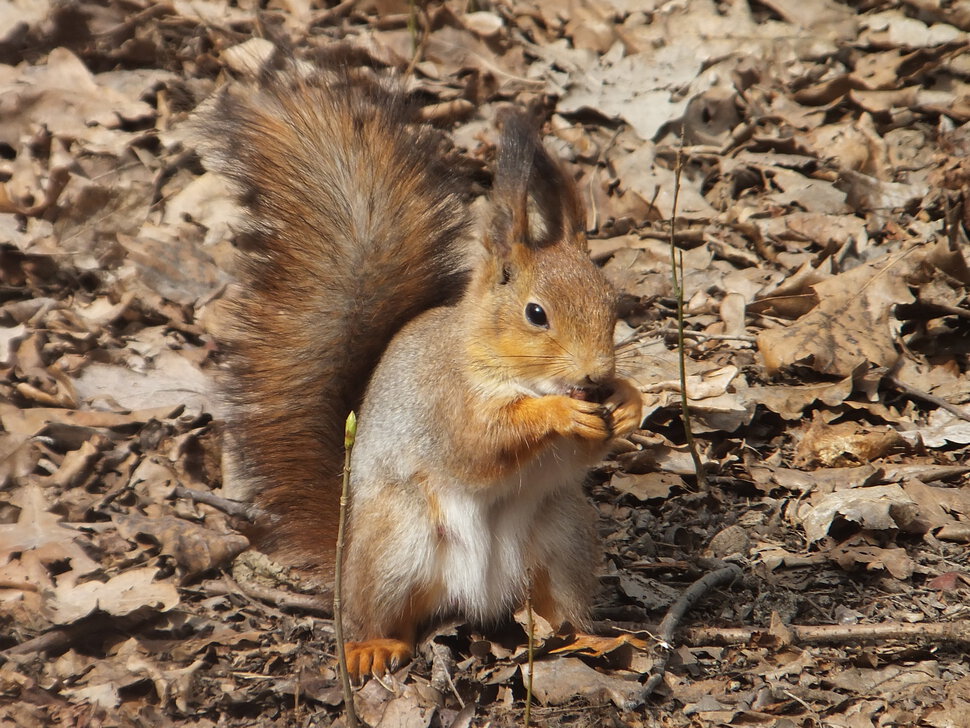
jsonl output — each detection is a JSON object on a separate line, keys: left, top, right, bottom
{"left": 44, "top": 567, "right": 179, "bottom": 625}
{"left": 0, "top": 485, "right": 99, "bottom": 591}
{"left": 758, "top": 249, "right": 916, "bottom": 377}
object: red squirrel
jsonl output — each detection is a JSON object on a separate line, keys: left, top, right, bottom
{"left": 191, "top": 62, "right": 643, "bottom": 678}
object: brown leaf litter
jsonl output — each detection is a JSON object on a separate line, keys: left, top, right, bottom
{"left": 3, "top": 1, "right": 970, "bottom": 727}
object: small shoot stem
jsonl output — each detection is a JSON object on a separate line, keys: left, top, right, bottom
{"left": 524, "top": 596, "right": 535, "bottom": 727}
{"left": 334, "top": 412, "right": 359, "bottom": 728}
{"left": 405, "top": 1, "right": 429, "bottom": 76}
{"left": 668, "top": 134, "right": 708, "bottom": 490}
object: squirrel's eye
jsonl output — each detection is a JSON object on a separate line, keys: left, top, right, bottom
{"left": 525, "top": 302, "right": 549, "bottom": 328}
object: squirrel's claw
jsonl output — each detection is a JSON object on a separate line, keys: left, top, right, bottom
{"left": 564, "top": 397, "right": 613, "bottom": 441}
{"left": 604, "top": 379, "right": 643, "bottom": 440}
{"left": 345, "top": 639, "right": 413, "bottom": 681}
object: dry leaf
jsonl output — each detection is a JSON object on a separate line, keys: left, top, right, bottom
{"left": 794, "top": 418, "right": 909, "bottom": 468}
{"left": 759, "top": 253, "right": 914, "bottom": 377}
{"left": 526, "top": 658, "right": 642, "bottom": 709}
{"left": 45, "top": 567, "right": 179, "bottom": 624}
{"left": 799, "top": 485, "right": 919, "bottom": 542}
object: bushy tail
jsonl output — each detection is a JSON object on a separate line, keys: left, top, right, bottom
{"left": 191, "top": 67, "right": 471, "bottom": 571}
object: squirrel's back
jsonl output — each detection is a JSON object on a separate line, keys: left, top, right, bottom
{"left": 192, "top": 67, "right": 472, "bottom": 568}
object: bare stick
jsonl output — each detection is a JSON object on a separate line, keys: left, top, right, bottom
{"left": 2, "top": 612, "right": 160, "bottom": 659}
{"left": 2, "top": 625, "right": 87, "bottom": 658}
{"left": 173, "top": 485, "right": 262, "bottom": 521}
{"left": 202, "top": 578, "right": 331, "bottom": 616}
{"left": 887, "top": 374, "right": 970, "bottom": 422}
{"left": 334, "top": 412, "right": 359, "bottom": 728}
{"left": 685, "top": 619, "right": 970, "bottom": 647}
{"left": 640, "top": 564, "right": 742, "bottom": 699}
{"left": 659, "top": 326, "right": 757, "bottom": 344}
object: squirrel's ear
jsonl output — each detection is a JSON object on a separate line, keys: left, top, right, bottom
{"left": 484, "top": 111, "right": 535, "bottom": 258}
{"left": 484, "top": 110, "right": 588, "bottom": 256}
{"left": 530, "top": 138, "right": 588, "bottom": 250}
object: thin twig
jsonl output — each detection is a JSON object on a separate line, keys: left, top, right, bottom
{"left": 334, "top": 413, "right": 359, "bottom": 728}
{"left": 659, "top": 326, "right": 757, "bottom": 344}
{"left": 309, "top": 0, "right": 360, "bottom": 27}
{"left": 640, "top": 564, "right": 742, "bottom": 699}
{"left": 431, "top": 642, "right": 466, "bottom": 709}
{"left": 783, "top": 689, "right": 823, "bottom": 728}
{"left": 202, "top": 578, "right": 331, "bottom": 615}
{"left": 887, "top": 373, "right": 970, "bottom": 423}
{"left": 668, "top": 128, "right": 708, "bottom": 489}
{"left": 1, "top": 612, "right": 161, "bottom": 660}
{"left": 173, "top": 485, "right": 262, "bottom": 521}
{"left": 404, "top": 1, "right": 430, "bottom": 77}
{"left": 684, "top": 619, "right": 970, "bottom": 647}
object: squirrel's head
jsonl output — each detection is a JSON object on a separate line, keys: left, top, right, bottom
{"left": 465, "top": 112, "right": 618, "bottom": 399}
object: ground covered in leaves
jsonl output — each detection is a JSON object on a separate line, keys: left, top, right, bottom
{"left": 3, "top": 0, "right": 970, "bottom": 726}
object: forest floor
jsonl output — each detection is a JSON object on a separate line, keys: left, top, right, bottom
{"left": 2, "top": 1, "right": 970, "bottom": 726}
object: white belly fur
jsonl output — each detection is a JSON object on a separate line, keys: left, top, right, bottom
{"left": 430, "top": 439, "right": 590, "bottom": 622}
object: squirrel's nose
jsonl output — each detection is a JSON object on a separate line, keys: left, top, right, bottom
{"left": 583, "top": 356, "right": 615, "bottom": 384}
{"left": 583, "top": 368, "right": 614, "bottom": 388}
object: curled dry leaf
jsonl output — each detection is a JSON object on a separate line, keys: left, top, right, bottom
{"left": 525, "top": 658, "right": 643, "bottom": 710}
{"left": 116, "top": 514, "right": 250, "bottom": 581}
{"left": 794, "top": 418, "right": 909, "bottom": 468}
{"left": 900, "top": 479, "right": 970, "bottom": 542}
{"left": 463, "top": 11, "right": 503, "bottom": 38}
{"left": 799, "top": 484, "right": 919, "bottom": 543}
{"left": 899, "top": 409, "right": 970, "bottom": 448}
{"left": 747, "top": 376, "right": 855, "bottom": 420}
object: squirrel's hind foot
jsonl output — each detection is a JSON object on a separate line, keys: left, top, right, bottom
{"left": 345, "top": 638, "right": 413, "bottom": 680}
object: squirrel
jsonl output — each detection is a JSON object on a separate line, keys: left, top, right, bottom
{"left": 191, "top": 62, "right": 643, "bottom": 679}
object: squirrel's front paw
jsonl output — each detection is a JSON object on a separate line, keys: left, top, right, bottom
{"left": 548, "top": 395, "right": 612, "bottom": 442}
{"left": 603, "top": 378, "right": 643, "bottom": 439}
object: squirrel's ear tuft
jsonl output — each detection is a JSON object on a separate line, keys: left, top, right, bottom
{"left": 530, "top": 136, "right": 588, "bottom": 250}
{"left": 484, "top": 111, "right": 534, "bottom": 257}
{"left": 484, "top": 109, "right": 588, "bottom": 255}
